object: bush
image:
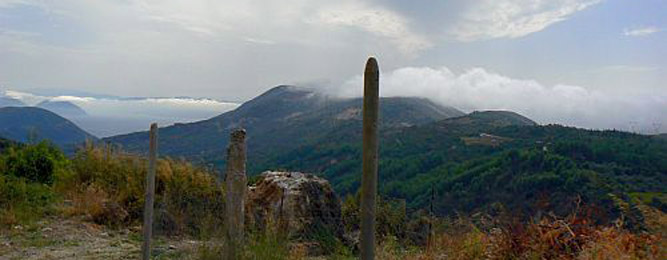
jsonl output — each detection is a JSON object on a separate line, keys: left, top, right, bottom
{"left": 1, "top": 141, "right": 69, "bottom": 184}
{"left": 0, "top": 174, "right": 55, "bottom": 225}
{"left": 0, "top": 142, "right": 64, "bottom": 226}
{"left": 63, "top": 143, "right": 225, "bottom": 236}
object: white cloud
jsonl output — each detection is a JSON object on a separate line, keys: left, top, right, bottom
{"left": 4, "top": 90, "right": 237, "bottom": 116}
{"left": 451, "top": 0, "right": 602, "bottom": 41}
{"left": 623, "top": 26, "right": 662, "bottom": 37}
{"left": 310, "top": 3, "right": 431, "bottom": 55}
{"left": 2, "top": 90, "right": 239, "bottom": 136}
{"left": 331, "top": 66, "right": 667, "bottom": 133}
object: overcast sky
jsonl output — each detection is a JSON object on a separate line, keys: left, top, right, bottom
{"left": 0, "top": 0, "right": 665, "bottom": 132}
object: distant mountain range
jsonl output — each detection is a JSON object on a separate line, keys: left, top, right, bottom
{"left": 37, "top": 100, "right": 87, "bottom": 117}
{"left": 0, "top": 107, "right": 96, "bottom": 146}
{"left": 2, "top": 90, "right": 239, "bottom": 137}
{"left": 0, "top": 96, "right": 25, "bottom": 107}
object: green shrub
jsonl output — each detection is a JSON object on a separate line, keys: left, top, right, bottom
{"left": 0, "top": 142, "right": 64, "bottom": 226}
{"left": 0, "top": 174, "right": 55, "bottom": 225}
{"left": 1, "top": 141, "right": 69, "bottom": 184}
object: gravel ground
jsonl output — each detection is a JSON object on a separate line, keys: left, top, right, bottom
{"left": 0, "top": 217, "right": 197, "bottom": 260}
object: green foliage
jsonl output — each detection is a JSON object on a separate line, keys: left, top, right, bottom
{"left": 342, "top": 192, "right": 408, "bottom": 242}
{"left": 0, "top": 142, "right": 63, "bottom": 226}
{"left": 0, "top": 174, "right": 55, "bottom": 225}
{"left": 258, "top": 118, "right": 667, "bottom": 223}
{"left": 243, "top": 231, "right": 291, "bottom": 260}
{"left": 1, "top": 141, "right": 69, "bottom": 184}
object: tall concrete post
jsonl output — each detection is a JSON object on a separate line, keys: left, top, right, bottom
{"left": 225, "top": 129, "right": 247, "bottom": 260}
{"left": 360, "top": 57, "right": 379, "bottom": 260}
{"left": 142, "top": 123, "right": 158, "bottom": 260}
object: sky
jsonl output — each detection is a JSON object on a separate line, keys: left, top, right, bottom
{"left": 0, "top": 0, "right": 665, "bottom": 133}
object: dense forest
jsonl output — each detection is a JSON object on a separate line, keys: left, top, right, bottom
{"left": 254, "top": 111, "right": 667, "bottom": 224}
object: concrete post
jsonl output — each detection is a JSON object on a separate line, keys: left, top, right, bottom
{"left": 360, "top": 57, "right": 379, "bottom": 260}
{"left": 225, "top": 129, "right": 247, "bottom": 260}
{"left": 142, "top": 123, "right": 158, "bottom": 260}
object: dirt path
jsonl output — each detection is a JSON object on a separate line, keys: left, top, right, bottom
{"left": 0, "top": 217, "right": 198, "bottom": 260}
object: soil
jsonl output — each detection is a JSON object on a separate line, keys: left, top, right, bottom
{"left": 0, "top": 216, "right": 198, "bottom": 260}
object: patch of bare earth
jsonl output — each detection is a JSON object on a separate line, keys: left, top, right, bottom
{"left": 0, "top": 217, "right": 198, "bottom": 260}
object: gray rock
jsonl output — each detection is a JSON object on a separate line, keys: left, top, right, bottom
{"left": 246, "top": 171, "right": 344, "bottom": 241}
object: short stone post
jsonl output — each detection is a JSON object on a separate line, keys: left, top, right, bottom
{"left": 360, "top": 57, "right": 379, "bottom": 260}
{"left": 225, "top": 129, "right": 247, "bottom": 260}
{"left": 142, "top": 123, "right": 158, "bottom": 260}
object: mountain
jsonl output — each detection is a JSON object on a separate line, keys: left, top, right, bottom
{"left": 105, "top": 85, "right": 667, "bottom": 222}
{"left": 257, "top": 109, "right": 667, "bottom": 222}
{"left": 37, "top": 100, "right": 87, "bottom": 117}
{"left": 256, "top": 109, "right": 542, "bottom": 193}
{"left": 0, "top": 96, "right": 25, "bottom": 107}
{"left": 105, "top": 85, "right": 464, "bottom": 167}
{"left": 0, "top": 107, "right": 96, "bottom": 146}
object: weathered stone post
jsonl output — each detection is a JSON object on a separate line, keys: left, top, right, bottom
{"left": 142, "top": 123, "right": 158, "bottom": 260}
{"left": 360, "top": 57, "right": 379, "bottom": 260}
{"left": 225, "top": 129, "right": 247, "bottom": 260}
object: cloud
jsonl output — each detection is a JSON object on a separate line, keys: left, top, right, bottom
{"left": 623, "top": 26, "right": 662, "bottom": 37}
{"left": 331, "top": 66, "right": 667, "bottom": 133}
{"left": 3, "top": 90, "right": 238, "bottom": 117}
{"left": 0, "top": 0, "right": 436, "bottom": 100}
{"left": 451, "top": 0, "right": 602, "bottom": 41}
{"left": 2, "top": 90, "right": 239, "bottom": 136}
{"left": 309, "top": 3, "right": 431, "bottom": 54}
{"left": 592, "top": 65, "right": 659, "bottom": 73}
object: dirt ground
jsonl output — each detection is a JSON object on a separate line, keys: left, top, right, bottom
{"left": 0, "top": 216, "right": 198, "bottom": 260}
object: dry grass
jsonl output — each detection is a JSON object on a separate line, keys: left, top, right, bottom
{"left": 375, "top": 212, "right": 666, "bottom": 260}
{"left": 59, "top": 143, "right": 225, "bottom": 236}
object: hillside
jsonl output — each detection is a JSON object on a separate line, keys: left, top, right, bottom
{"left": 105, "top": 85, "right": 464, "bottom": 167}
{"left": 0, "top": 107, "right": 96, "bottom": 146}
{"left": 104, "top": 86, "right": 667, "bottom": 222}
{"left": 37, "top": 100, "right": 87, "bottom": 117}
{"left": 0, "top": 96, "right": 25, "bottom": 107}
{"left": 256, "top": 111, "right": 667, "bottom": 222}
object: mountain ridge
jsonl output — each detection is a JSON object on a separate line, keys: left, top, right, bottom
{"left": 37, "top": 100, "right": 87, "bottom": 117}
{"left": 105, "top": 85, "right": 464, "bottom": 166}
{"left": 0, "top": 96, "right": 25, "bottom": 107}
{"left": 0, "top": 107, "right": 96, "bottom": 146}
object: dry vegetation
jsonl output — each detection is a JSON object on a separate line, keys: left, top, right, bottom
{"left": 1, "top": 142, "right": 665, "bottom": 259}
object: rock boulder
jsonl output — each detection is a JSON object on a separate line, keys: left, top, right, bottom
{"left": 245, "top": 171, "right": 344, "bottom": 240}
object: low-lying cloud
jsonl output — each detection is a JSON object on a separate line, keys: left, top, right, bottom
{"left": 2, "top": 90, "right": 239, "bottom": 137}
{"left": 332, "top": 66, "right": 667, "bottom": 134}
